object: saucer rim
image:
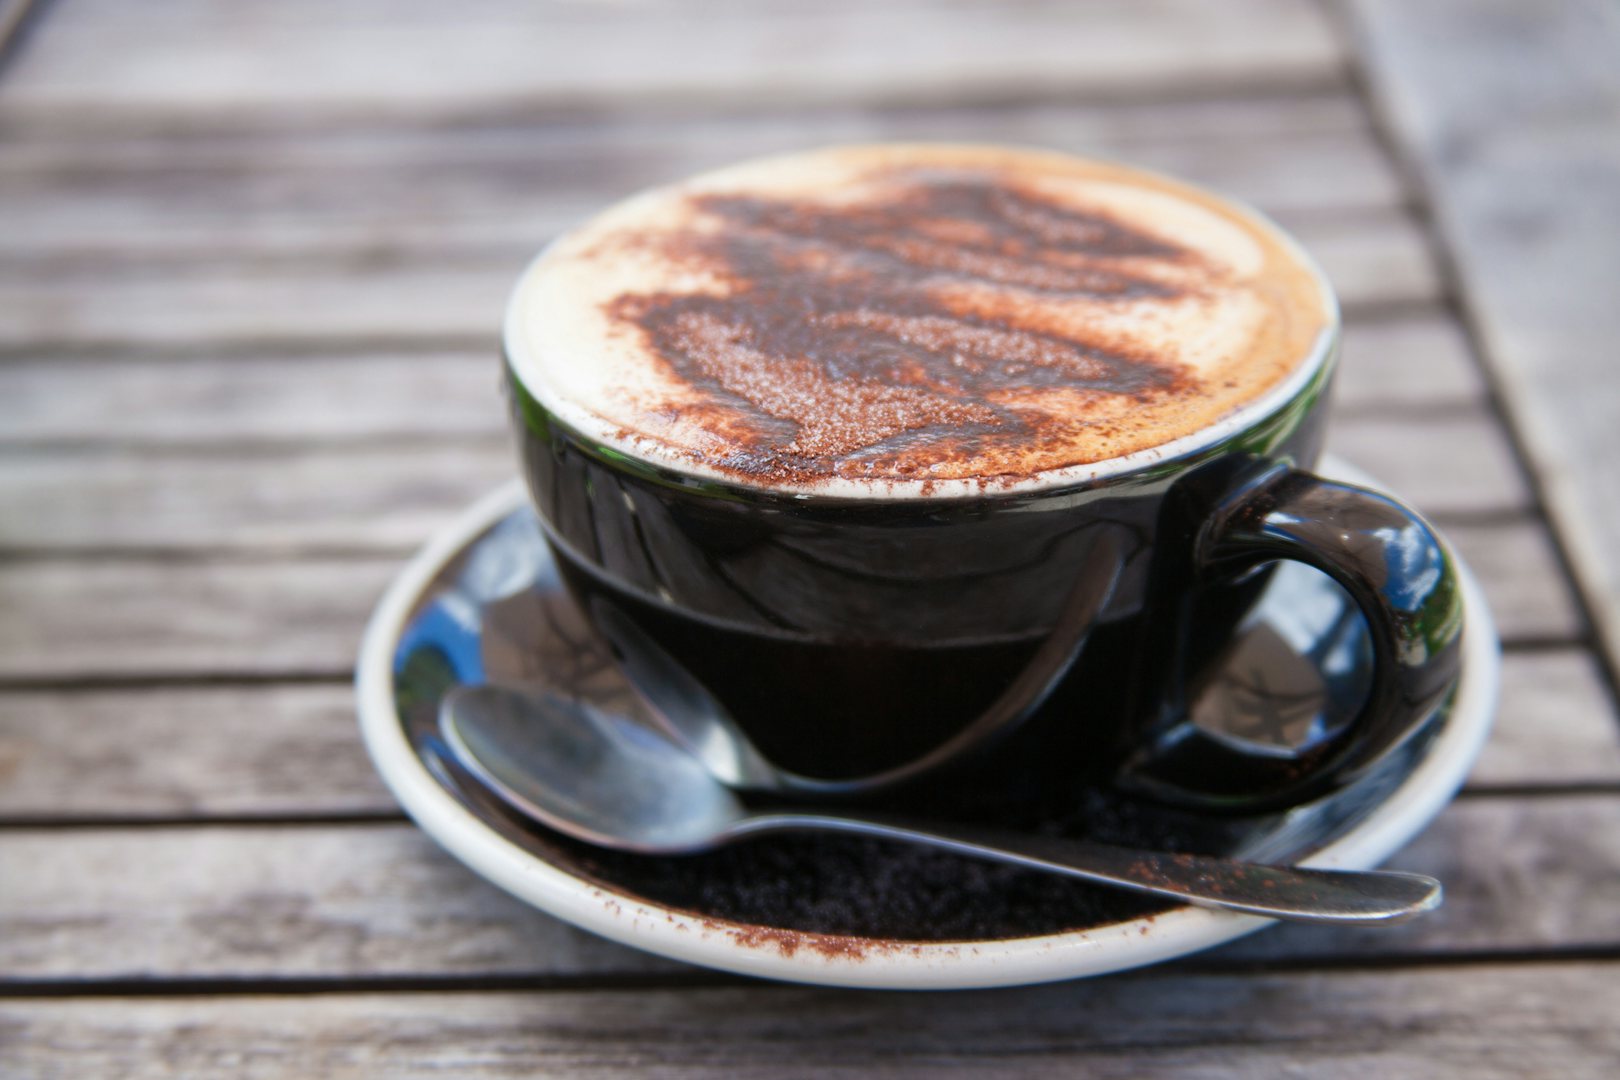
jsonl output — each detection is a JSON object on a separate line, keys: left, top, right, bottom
{"left": 356, "top": 462, "right": 1500, "bottom": 990}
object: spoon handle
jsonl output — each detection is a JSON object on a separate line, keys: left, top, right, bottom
{"left": 743, "top": 813, "right": 1441, "bottom": 925}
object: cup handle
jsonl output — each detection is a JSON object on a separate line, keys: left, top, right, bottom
{"left": 1122, "top": 465, "right": 1466, "bottom": 812}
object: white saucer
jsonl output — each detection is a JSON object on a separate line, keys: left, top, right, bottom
{"left": 356, "top": 464, "right": 1498, "bottom": 990}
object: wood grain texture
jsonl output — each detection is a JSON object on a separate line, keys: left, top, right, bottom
{"left": 1, "top": 650, "right": 1613, "bottom": 821}
{"left": 0, "top": 408, "right": 1528, "bottom": 554}
{"left": 1442, "top": 520, "right": 1584, "bottom": 643}
{"left": 6, "top": 965, "right": 1613, "bottom": 1075}
{"left": 0, "top": 441, "right": 516, "bottom": 553}
{"left": 1216, "top": 795, "right": 1620, "bottom": 963}
{"left": 0, "top": 558, "right": 398, "bottom": 680}
{"left": 0, "top": 684, "right": 394, "bottom": 817}
{"left": 1333, "top": 311, "right": 1484, "bottom": 412}
{"left": 0, "top": 518, "right": 1579, "bottom": 682}
{"left": 1322, "top": 407, "right": 1529, "bottom": 516}
{"left": 0, "top": 9, "right": 1613, "bottom": 1076}
{"left": 0, "top": 1, "right": 1613, "bottom": 1076}
{"left": 0, "top": 313, "right": 1484, "bottom": 448}
{"left": 0, "top": 96, "right": 1405, "bottom": 263}
{"left": 0, "top": 210, "right": 1440, "bottom": 353}
{"left": 0, "top": 82, "right": 1376, "bottom": 142}
{"left": 1471, "top": 649, "right": 1620, "bottom": 788}
{"left": 1349, "top": 0, "right": 1620, "bottom": 677}
{"left": 0, "top": 0, "right": 1343, "bottom": 117}
{"left": 3, "top": 964, "right": 1617, "bottom": 1079}
{"left": 0, "top": 821, "right": 674, "bottom": 981}
{"left": 1, "top": 798, "right": 1617, "bottom": 982}
{"left": 0, "top": 349, "right": 505, "bottom": 445}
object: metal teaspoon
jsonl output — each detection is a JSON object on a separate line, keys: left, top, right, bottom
{"left": 439, "top": 684, "right": 1442, "bottom": 925}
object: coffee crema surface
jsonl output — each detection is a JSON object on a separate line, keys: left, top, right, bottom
{"left": 508, "top": 145, "right": 1335, "bottom": 496}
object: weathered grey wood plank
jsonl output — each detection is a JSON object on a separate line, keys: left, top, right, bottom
{"left": 1, "top": 650, "right": 1611, "bottom": 820}
{"left": 0, "top": 349, "right": 504, "bottom": 445}
{"left": 1332, "top": 312, "right": 1484, "bottom": 412}
{"left": 0, "top": 518, "right": 1579, "bottom": 682}
{"left": 0, "top": 684, "right": 394, "bottom": 817}
{"left": 1443, "top": 520, "right": 1586, "bottom": 643}
{"left": 0, "top": 441, "right": 516, "bottom": 554}
{"left": 0, "top": 558, "right": 398, "bottom": 680}
{"left": 0, "top": 211, "right": 1440, "bottom": 352}
{"left": 0, "top": 821, "right": 674, "bottom": 981}
{"left": 1349, "top": 0, "right": 1620, "bottom": 678}
{"left": 0, "top": 312, "right": 1483, "bottom": 447}
{"left": 1471, "top": 649, "right": 1620, "bottom": 789}
{"left": 0, "top": 256, "right": 512, "bottom": 354}
{"left": 1323, "top": 407, "right": 1528, "bottom": 516}
{"left": 4, "top": 964, "right": 1618, "bottom": 1079}
{"left": 0, "top": 407, "right": 1526, "bottom": 553}
{"left": 0, "top": 0, "right": 1342, "bottom": 118}
{"left": 1217, "top": 795, "right": 1620, "bottom": 962}
{"left": 1, "top": 798, "right": 1616, "bottom": 982}
{"left": 0, "top": 97, "right": 1405, "bottom": 263}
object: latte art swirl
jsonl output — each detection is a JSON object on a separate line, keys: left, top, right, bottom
{"left": 507, "top": 145, "right": 1334, "bottom": 495}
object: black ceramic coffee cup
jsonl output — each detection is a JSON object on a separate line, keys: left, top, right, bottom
{"left": 502, "top": 152, "right": 1463, "bottom": 815}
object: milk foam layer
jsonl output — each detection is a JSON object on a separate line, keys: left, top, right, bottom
{"left": 507, "top": 145, "right": 1335, "bottom": 497}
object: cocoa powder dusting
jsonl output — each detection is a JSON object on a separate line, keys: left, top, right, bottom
{"left": 541, "top": 785, "right": 1250, "bottom": 945}
{"left": 603, "top": 172, "right": 1199, "bottom": 487}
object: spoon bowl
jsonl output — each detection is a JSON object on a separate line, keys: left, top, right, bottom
{"left": 445, "top": 683, "right": 745, "bottom": 853}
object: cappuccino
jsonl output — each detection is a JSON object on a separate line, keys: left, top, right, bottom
{"left": 507, "top": 144, "right": 1334, "bottom": 497}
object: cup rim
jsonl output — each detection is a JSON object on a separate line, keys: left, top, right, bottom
{"left": 502, "top": 145, "right": 1343, "bottom": 502}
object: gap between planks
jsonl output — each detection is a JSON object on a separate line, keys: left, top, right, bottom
{"left": 0, "top": 75, "right": 1367, "bottom": 137}
{"left": 1, "top": 796, "right": 1615, "bottom": 982}
{"left": 2, "top": 645, "right": 1615, "bottom": 822}
{"left": 2, "top": 784, "right": 1620, "bottom": 833}
{"left": 3, "top": 946, "right": 1620, "bottom": 1002}
{"left": 0, "top": 963, "right": 1616, "bottom": 1080}
{"left": 0, "top": 632, "right": 1579, "bottom": 693}
{"left": 4, "top": 963, "right": 1617, "bottom": 1079}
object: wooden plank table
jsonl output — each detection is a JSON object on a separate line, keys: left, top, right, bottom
{"left": 2, "top": 2, "right": 1617, "bottom": 1075}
